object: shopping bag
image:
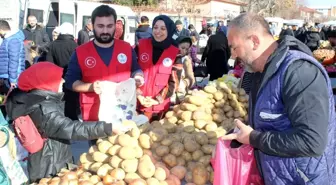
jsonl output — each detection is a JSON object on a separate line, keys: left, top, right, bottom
{"left": 98, "top": 79, "right": 148, "bottom": 126}
{"left": 211, "top": 139, "right": 264, "bottom": 185}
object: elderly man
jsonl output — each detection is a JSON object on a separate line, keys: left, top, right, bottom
{"left": 222, "top": 13, "right": 336, "bottom": 185}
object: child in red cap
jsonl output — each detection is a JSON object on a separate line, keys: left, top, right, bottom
{"left": 5, "top": 62, "right": 128, "bottom": 183}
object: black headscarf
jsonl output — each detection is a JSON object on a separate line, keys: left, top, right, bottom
{"left": 151, "top": 15, "right": 177, "bottom": 64}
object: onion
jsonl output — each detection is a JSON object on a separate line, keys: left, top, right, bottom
{"left": 69, "top": 179, "right": 79, "bottom": 185}
{"left": 78, "top": 180, "right": 94, "bottom": 185}
{"left": 59, "top": 179, "right": 69, "bottom": 185}
{"left": 129, "top": 179, "right": 147, "bottom": 185}
{"left": 39, "top": 178, "right": 51, "bottom": 184}
{"left": 110, "top": 168, "right": 126, "bottom": 180}
{"left": 89, "top": 175, "right": 101, "bottom": 184}
{"left": 50, "top": 177, "right": 61, "bottom": 182}
{"left": 103, "top": 175, "right": 115, "bottom": 184}
{"left": 62, "top": 172, "right": 78, "bottom": 180}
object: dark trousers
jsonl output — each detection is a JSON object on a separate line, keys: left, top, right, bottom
{"left": 63, "top": 86, "right": 80, "bottom": 120}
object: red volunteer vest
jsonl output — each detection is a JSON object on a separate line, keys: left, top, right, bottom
{"left": 137, "top": 39, "right": 179, "bottom": 113}
{"left": 77, "top": 40, "right": 132, "bottom": 121}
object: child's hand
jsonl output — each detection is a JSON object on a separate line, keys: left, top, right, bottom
{"left": 0, "top": 130, "right": 7, "bottom": 147}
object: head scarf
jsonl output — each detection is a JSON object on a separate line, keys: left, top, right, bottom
{"left": 18, "top": 62, "right": 63, "bottom": 92}
{"left": 151, "top": 15, "right": 177, "bottom": 50}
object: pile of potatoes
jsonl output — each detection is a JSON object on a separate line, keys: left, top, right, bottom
{"left": 164, "top": 81, "right": 249, "bottom": 133}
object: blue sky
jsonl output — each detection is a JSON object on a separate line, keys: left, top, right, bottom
{"left": 306, "top": 0, "right": 335, "bottom": 7}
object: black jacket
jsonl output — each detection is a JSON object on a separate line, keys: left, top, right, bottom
{"left": 46, "top": 34, "right": 78, "bottom": 77}
{"left": 176, "top": 28, "right": 190, "bottom": 38}
{"left": 304, "top": 31, "right": 321, "bottom": 51}
{"left": 77, "top": 28, "right": 94, "bottom": 46}
{"left": 23, "top": 26, "right": 50, "bottom": 47}
{"left": 6, "top": 89, "right": 112, "bottom": 183}
{"left": 201, "top": 32, "right": 231, "bottom": 80}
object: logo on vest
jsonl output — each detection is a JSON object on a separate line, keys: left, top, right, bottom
{"left": 163, "top": 58, "right": 173, "bottom": 67}
{"left": 117, "top": 53, "right": 127, "bottom": 64}
{"left": 85, "top": 57, "right": 96, "bottom": 68}
{"left": 140, "top": 53, "right": 149, "bottom": 63}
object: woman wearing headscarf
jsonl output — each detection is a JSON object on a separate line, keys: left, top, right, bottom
{"left": 135, "top": 15, "right": 182, "bottom": 121}
{"left": 201, "top": 26, "right": 231, "bottom": 80}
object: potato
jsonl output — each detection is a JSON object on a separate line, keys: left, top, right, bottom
{"left": 97, "top": 164, "right": 113, "bottom": 177}
{"left": 79, "top": 153, "right": 94, "bottom": 164}
{"left": 176, "top": 157, "right": 186, "bottom": 166}
{"left": 205, "top": 122, "right": 218, "bottom": 132}
{"left": 184, "top": 140, "right": 199, "bottom": 153}
{"left": 134, "top": 146, "right": 144, "bottom": 159}
{"left": 233, "top": 111, "right": 240, "bottom": 118}
{"left": 171, "top": 166, "right": 187, "bottom": 180}
{"left": 151, "top": 142, "right": 161, "bottom": 150}
{"left": 213, "top": 91, "right": 224, "bottom": 101}
{"left": 226, "top": 110, "right": 234, "bottom": 118}
{"left": 183, "top": 125, "right": 195, "bottom": 133}
{"left": 147, "top": 178, "right": 160, "bottom": 185}
{"left": 165, "top": 111, "right": 175, "bottom": 119}
{"left": 118, "top": 134, "right": 132, "bottom": 147}
{"left": 201, "top": 145, "right": 214, "bottom": 155}
{"left": 92, "top": 152, "right": 110, "bottom": 163}
{"left": 170, "top": 142, "right": 184, "bottom": 156}
{"left": 119, "top": 146, "right": 136, "bottom": 159}
{"left": 180, "top": 103, "right": 198, "bottom": 111}
{"left": 238, "top": 96, "right": 248, "bottom": 103}
{"left": 155, "top": 146, "right": 170, "bottom": 157}
{"left": 187, "top": 161, "right": 200, "bottom": 172}
{"left": 89, "top": 162, "right": 103, "bottom": 172}
{"left": 192, "top": 165, "right": 209, "bottom": 185}
{"left": 162, "top": 123, "right": 176, "bottom": 133}
{"left": 89, "top": 175, "right": 101, "bottom": 184}
{"left": 170, "top": 133, "right": 182, "bottom": 142}
{"left": 155, "top": 162, "right": 170, "bottom": 177}
{"left": 212, "top": 113, "right": 224, "bottom": 123}
{"left": 167, "top": 116, "right": 178, "bottom": 124}
{"left": 124, "top": 173, "right": 141, "bottom": 184}
{"left": 209, "top": 138, "right": 218, "bottom": 145}
{"left": 192, "top": 150, "right": 204, "bottom": 161}
{"left": 238, "top": 88, "right": 246, "bottom": 96}
{"left": 181, "top": 151, "right": 192, "bottom": 162}
{"left": 199, "top": 155, "right": 212, "bottom": 165}
{"left": 181, "top": 121, "right": 194, "bottom": 128}
{"left": 194, "top": 120, "right": 207, "bottom": 129}
{"left": 162, "top": 154, "right": 177, "bottom": 168}
{"left": 154, "top": 167, "right": 167, "bottom": 181}
{"left": 188, "top": 96, "right": 206, "bottom": 106}
{"left": 108, "top": 145, "right": 122, "bottom": 156}
{"left": 97, "top": 140, "right": 112, "bottom": 154}
{"left": 109, "top": 155, "right": 123, "bottom": 168}
{"left": 88, "top": 145, "right": 99, "bottom": 154}
{"left": 173, "top": 105, "right": 180, "bottom": 113}
{"left": 129, "top": 127, "right": 141, "bottom": 139}
{"left": 204, "top": 86, "right": 217, "bottom": 94}
{"left": 223, "top": 105, "right": 232, "bottom": 112}
{"left": 139, "top": 123, "right": 151, "bottom": 133}
{"left": 138, "top": 158, "right": 156, "bottom": 178}
{"left": 139, "top": 134, "right": 152, "bottom": 149}
{"left": 180, "top": 111, "right": 192, "bottom": 121}
{"left": 121, "top": 159, "right": 138, "bottom": 173}
{"left": 185, "top": 172, "right": 193, "bottom": 183}
{"left": 206, "top": 131, "right": 217, "bottom": 139}
{"left": 152, "top": 121, "right": 163, "bottom": 128}
{"left": 194, "top": 133, "right": 208, "bottom": 145}
{"left": 149, "top": 128, "right": 168, "bottom": 142}
{"left": 82, "top": 162, "right": 92, "bottom": 171}
{"left": 159, "top": 138, "right": 173, "bottom": 146}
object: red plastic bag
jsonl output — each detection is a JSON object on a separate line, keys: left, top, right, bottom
{"left": 211, "top": 139, "right": 264, "bottom": 185}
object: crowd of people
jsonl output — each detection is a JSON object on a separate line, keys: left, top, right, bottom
{"left": 0, "top": 4, "right": 336, "bottom": 185}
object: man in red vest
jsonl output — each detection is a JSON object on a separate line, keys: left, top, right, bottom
{"left": 65, "top": 5, "right": 144, "bottom": 121}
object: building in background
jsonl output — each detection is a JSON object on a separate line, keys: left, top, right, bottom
{"left": 299, "top": 6, "right": 323, "bottom": 22}
{"left": 309, "top": 6, "right": 336, "bottom": 17}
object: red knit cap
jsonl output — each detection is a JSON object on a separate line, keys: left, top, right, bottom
{"left": 18, "top": 62, "right": 63, "bottom": 92}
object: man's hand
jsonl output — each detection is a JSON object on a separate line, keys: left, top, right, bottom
{"left": 221, "top": 119, "right": 254, "bottom": 144}
{"left": 92, "top": 81, "right": 101, "bottom": 94}
{"left": 138, "top": 95, "right": 159, "bottom": 108}
{"left": 134, "top": 75, "right": 145, "bottom": 87}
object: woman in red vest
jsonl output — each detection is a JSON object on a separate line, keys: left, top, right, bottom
{"left": 136, "top": 15, "right": 182, "bottom": 120}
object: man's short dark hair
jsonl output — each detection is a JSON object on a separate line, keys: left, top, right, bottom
{"left": 140, "top": 16, "right": 149, "bottom": 23}
{"left": 0, "top": 20, "right": 10, "bottom": 30}
{"left": 91, "top": 5, "right": 117, "bottom": 25}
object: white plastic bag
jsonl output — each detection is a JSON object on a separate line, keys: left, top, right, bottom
{"left": 98, "top": 79, "right": 148, "bottom": 126}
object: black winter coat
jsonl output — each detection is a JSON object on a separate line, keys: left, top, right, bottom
{"left": 46, "top": 34, "right": 78, "bottom": 77}
{"left": 23, "top": 26, "right": 50, "bottom": 47}
{"left": 6, "top": 89, "right": 112, "bottom": 183}
{"left": 304, "top": 31, "right": 321, "bottom": 51}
